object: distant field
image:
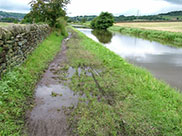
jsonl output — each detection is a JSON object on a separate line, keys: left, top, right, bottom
{"left": 115, "top": 22, "right": 182, "bottom": 32}
{"left": 0, "top": 22, "right": 14, "bottom": 26}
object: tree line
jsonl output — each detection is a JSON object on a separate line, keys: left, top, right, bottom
{"left": 69, "top": 10, "right": 182, "bottom": 23}
{"left": 0, "top": 17, "right": 19, "bottom": 23}
{"left": 0, "top": 11, "right": 26, "bottom": 19}
{"left": 0, "top": 11, "right": 26, "bottom": 23}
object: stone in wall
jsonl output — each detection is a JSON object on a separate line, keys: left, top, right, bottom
{"left": 0, "top": 24, "right": 51, "bottom": 77}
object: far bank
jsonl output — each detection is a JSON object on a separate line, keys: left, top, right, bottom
{"left": 109, "top": 22, "right": 182, "bottom": 48}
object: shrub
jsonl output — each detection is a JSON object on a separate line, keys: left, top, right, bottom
{"left": 55, "top": 17, "right": 68, "bottom": 37}
{"left": 91, "top": 12, "right": 114, "bottom": 30}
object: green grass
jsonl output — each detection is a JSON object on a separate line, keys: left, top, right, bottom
{"left": 0, "top": 31, "right": 63, "bottom": 135}
{"left": 109, "top": 26, "right": 182, "bottom": 47}
{"left": 64, "top": 28, "right": 182, "bottom": 136}
{"left": 83, "top": 21, "right": 91, "bottom": 27}
{"left": 162, "top": 15, "right": 182, "bottom": 20}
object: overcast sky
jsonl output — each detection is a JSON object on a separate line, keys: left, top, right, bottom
{"left": 0, "top": 0, "right": 182, "bottom": 16}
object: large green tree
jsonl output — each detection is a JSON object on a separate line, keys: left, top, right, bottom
{"left": 91, "top": 12, "right": 114, "bottom": 30}
{"left": 23, "top": 0, "right": 70, "bottom": 27}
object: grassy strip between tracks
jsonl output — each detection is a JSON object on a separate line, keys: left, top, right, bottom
{"left": 109, "top": 26, "right": 182, "bottom": 48}
{"left": 0, "top": 31, "right": 64, "bottom": 135}
{"left": 65, "top": 28, "right": 182, "bottom": 136}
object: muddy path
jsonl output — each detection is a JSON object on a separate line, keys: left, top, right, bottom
{"left": 25, "top": 33, "right": 79, "bottom": 136}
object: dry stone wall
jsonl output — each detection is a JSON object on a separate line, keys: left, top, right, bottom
{"left": 0, "top": 24, "right": 51, "bottom": 76}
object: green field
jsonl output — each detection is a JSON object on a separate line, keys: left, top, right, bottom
{"left": 0, "top": 22, "right": 14, "bottom": 26}
{"left": 115, "top": 22, "right": 182, "bottom": 32}
{"left": 162, "top": 15, "right": 182, "bottom": 21}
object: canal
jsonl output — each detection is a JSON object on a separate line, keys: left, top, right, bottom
{"left": 78, "top": 28, "right": 182, "bottom": 91}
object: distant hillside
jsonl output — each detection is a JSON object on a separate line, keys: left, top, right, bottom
{"left": 159, "top": 11, "right": 182, "bottom": 16}
{"left": 69, "top": 11, "right": 182, "bottom": 23}
{"left": 0, "top": 11, "right": 26, "bottom": 20}
{"left": 68, "top": 15, "right": 97, "bottom": 23}
{"left": 113, "top": 10, "right": 182, "bottom": 22}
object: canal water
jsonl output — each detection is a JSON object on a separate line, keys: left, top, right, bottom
{"left": 78, "top": 28, "right": 182, "bottom": 91}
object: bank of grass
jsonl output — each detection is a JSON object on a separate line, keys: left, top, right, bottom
{"left": 0, "top": 31, "right": 63, "bottom": 135}
{"left": 109, "top": 26, "right": 182, "bottom": 47}
{"left": 65, "top": 28, "right": 182, "bottom": 136}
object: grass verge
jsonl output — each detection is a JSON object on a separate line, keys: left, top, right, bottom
{"left": 0, "top": 31, "right": 63, "bottom": 135}
{"left": 109, "top": 26, "right": 182, "bottom": 47}
{"left": 65, "top": 28, "right": 182, "bottom": 136}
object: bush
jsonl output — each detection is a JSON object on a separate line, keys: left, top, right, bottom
{"left": 55, "top": 17, "right": 68, "bottom": 37}
{"left": 91, "top": 12, "right": 114, "bottom": 30}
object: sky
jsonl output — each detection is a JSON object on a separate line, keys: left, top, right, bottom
{"left": 0, "top": 0, "right": 182, "bottom": 16}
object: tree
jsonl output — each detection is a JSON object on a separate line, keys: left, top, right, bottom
{"left": 23, "top": 0, "right": 70, "bottom": 27}
{"left": 81, "top": 18, "right": 86, "bottom": 23}
{"left": 91, "top": 12, "right": 114, "bottom": 30}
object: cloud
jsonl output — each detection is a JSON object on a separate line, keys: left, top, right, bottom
{"left": 67, "top": 0, "right": 174, "bottom": 16}
{"left": 0, "top": 0, "right": 30, "bottom": 13}
{"left": 0, "top": 0, "right": 181, "bottom": 15}
{"left": 163, "top": 0, "right": 182, "bottom": 4}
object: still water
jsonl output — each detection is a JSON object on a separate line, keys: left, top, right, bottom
{"left": 78, "top": 28, "right": 182, "bottom": 91}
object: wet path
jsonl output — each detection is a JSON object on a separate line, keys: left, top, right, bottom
{"left": 26, "top": 34, "right": 79, "bottom": 136}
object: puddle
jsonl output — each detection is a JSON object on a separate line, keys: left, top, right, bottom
{"left": 31, "top": 84, "right": 79, "bottom": 120}
{"left": 67, "top": 66, "right": 102, "bottom": 78}
{"left": 67, "top": 67, "right": 82, "bottom": 78}
{"left": 27, "top": 85, "right": 79, "bottom": 136}
{"left": 26, "top": 34, "right": 76, "bottom": 136}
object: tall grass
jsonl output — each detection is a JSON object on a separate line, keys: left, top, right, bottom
{"left": 0, "top": 31, "right": 63, "bottom": 135}
{"left": 109, "top": 26, "right": 182, "bottom": 47}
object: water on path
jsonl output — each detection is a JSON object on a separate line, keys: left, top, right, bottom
{"left": 26, "top": 35, "right": 79, "bottom": 136}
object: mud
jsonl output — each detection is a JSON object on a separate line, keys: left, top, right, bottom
{"left": 67, "top": 66, "right": 102, "bottom": 78}
{"left": 26, "top": 34, "right": 79, "bottom": 136}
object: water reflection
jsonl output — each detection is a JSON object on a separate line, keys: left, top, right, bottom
{"left": 77, "top": 28, "right": 182, "bottom": 91}
{"left": 91, "top": 29, "right": 113, "bottom": 44}
{"left": 78, "top": 28, "right": 182, "bottom": 64}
